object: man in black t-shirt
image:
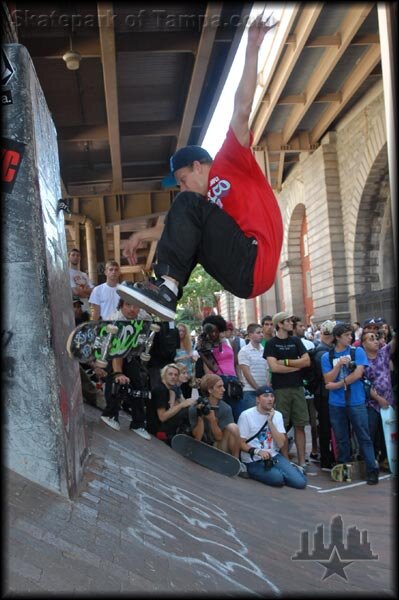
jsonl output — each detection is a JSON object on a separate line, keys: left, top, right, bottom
{"left": 263, "top": 312, "right": 311, "bottom": 472}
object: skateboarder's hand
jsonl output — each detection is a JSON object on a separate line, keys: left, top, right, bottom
{"left": 123, "top": 233, "right": 145, "bottom": 266}
{"left": 248, "top": 13, "right": 279, "bottom": 49}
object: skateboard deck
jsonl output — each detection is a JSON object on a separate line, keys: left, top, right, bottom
{"left": 331, "top": 460, "right": 366, "bottom": 483}
{"left": 66, "top": 319, "right": 160, "bottom": 367}
{"left": 171, "top": 434, "right": 241, "bottom": 477}
{"left": 380, "top": 406, "right": 397, "bottom": 475}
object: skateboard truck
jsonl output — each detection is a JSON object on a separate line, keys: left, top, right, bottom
{"left": 140, "top": 323, "right": 160, "bottom": 362}
{"left": 95, "top": 323, "right": 119, "bottom": 367}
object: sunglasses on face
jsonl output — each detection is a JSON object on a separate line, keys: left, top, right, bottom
{"left": 365, "top": 334, "right": 380, "bottom": 341}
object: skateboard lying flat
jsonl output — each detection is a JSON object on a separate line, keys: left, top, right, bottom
{"left": 67, "top": 319, "right": 160, "bottom": 367}
{"left": 171, "top": 434, "right": 241, "bottom": 477}
{"left": 380, "top": 406, "right": 397, "bottom": 476}
{"left": 331, "top": 460, "right": 366, "bottom": 483}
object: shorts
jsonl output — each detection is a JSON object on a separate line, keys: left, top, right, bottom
{"left": 274, "top": 387, "right": 309, "bottom": 428}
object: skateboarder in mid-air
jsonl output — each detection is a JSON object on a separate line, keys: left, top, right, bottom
{"left": 117, "top": 14, "right": 283, "bottom": 321}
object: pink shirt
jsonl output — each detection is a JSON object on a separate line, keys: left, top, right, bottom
{"left": 212, "top": 342, "right": 236, "bottom": 376}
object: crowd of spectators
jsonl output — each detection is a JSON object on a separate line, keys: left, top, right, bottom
{"left": 68, "top": 250, "right": 396, "bottom": 488}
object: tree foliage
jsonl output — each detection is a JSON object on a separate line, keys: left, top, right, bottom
{"left": 176, "top": 265, "right": 222, "bottom": 330}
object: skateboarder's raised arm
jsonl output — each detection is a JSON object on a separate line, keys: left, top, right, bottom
{"left": 230, "top": 14, "right": 278, "bottom": 148}
{"left": 123, "top": 224, "right": 164, "bottom": 266}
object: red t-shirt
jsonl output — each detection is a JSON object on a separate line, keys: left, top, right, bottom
{"left": 207, "top": 128, "right": 283, "bottom": 297}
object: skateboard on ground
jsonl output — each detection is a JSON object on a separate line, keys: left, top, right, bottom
{"left": 380, "top": 406, "right": 397, "bottom": 476}
{"left": 67, "top": 319, "right": 160, "bottom": 367}
{"left": 331, "top": 460, "right": 366, "bottom": 483}
{"left": 171, "top": 434, "right": 241, "bottom": 477}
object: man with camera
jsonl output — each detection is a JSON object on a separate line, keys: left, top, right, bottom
{"left": 238, "top": 386, "right": 307, "bottom": 488}
{"left": 188, "top": 374, "right": 245, "bottom": 474}
{"left": 321, "top": 322, "right": 379, "bottom": 485}
{"left": 100, "top": 298, "right": 152, "bottom": 439}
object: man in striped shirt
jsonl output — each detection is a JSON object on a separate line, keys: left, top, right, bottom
{"left": 237, "top": 323, "right": 270, "bottom": 418}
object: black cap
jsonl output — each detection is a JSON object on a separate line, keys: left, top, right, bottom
{"left": 255, "top": 385, "right": 274, "bottom": 397}
{"left": 162, "top": 145, "right": 213, "bottom": 188}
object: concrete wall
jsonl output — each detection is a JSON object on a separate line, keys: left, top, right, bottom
{"left": 2, "top": 44, "right": 88, "bottom": 498}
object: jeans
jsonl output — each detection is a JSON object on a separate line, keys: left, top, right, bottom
{"left": 246, "top": 454, "right": 307, "bottom": 489}
{"left": 367, "top": 405, "right": 386, "bottom": 460}
{"left": 242, "top": 391, "right": 257, "bottom": 411}
{"left": 329, "top": 403, "right": 377, "bottom": 473}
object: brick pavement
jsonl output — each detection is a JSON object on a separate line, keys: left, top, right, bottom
{"left": 5, "top": 404, "right": 396, "bottom": 595}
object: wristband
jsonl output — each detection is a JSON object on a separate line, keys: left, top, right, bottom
{"left": 248, "top": 448, "right": 256, "bottom": 459}
{"left": 284, "top": 359, "right": 288, "bottom": 367}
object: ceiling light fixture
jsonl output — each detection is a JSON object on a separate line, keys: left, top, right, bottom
{"left": 63, "top": 36, "right": 81, "bottom": 70}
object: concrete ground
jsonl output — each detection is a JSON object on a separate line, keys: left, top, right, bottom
{"left": 5, "top": 404, "right": 397, "bottom": 596}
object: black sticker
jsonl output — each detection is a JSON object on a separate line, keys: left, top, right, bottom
{"left": 2, "top": 89, "right": 13, "bottom": 105}
{"left": 1, "top": 48, "right": 15, "bottom": 86}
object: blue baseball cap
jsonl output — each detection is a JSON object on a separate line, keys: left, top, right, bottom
{"left": 255, "top": 385, "right": 274, "bottom": 397}
{"left": 161, "top": 145, "right": 213, "bottom": 189}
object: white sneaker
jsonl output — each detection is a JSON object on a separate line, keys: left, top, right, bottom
{"left": 132, "top": 427, "right": 151, "bottom": 440}
{"left": 100, "top": 416, "right": 120, "bottom": 431}
{"left": 238, "top": 462, "right": 250, "bottom": 478}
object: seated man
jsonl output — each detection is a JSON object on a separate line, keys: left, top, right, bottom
{"left": 188, "top": 374, "right": 246, "bottom": 475}
{"left": 100, "top": 298, "right": 151, "bottom": 438}
{"left": 238, "top": 386, "right": 307, "bottom": 488}
{"left": 152, "top": 363, "right": 196, "bottom": 444}
{"left": 117, "top": 15, "right": 283, "bottom": 321}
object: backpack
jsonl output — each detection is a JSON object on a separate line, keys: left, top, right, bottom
{"left": 301, "top": 347, "right": 320, "bottom": 395}
{"left": 328, "top": 346, "right": 372, "bottom": 400}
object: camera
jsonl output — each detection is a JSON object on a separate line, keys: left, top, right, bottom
{"left": 195, "top": 396, "right": 212, "bottom": 416}
{"left": 111, "top": 382, "right": 150, "bottom": 401}
{"left": 348, "top": 361, "right": 357, "bottom": 372}
{"left": 263, "top": 457, "right": 277, "bottom": 470}
{"left": 198, "top": 324, "right": 215, "bottom": 352}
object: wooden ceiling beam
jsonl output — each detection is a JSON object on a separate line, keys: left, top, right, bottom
{"left": 66, "top": 180, "right": 163, "bottom": 197}
{"left": 116, "top": 31, "right": 198, "bottom": 53}
{"left": 98, "top": 2, "right": 122, "bottom": 193}
{"left": 20, "top": 35, "right": 101, "bottom": 58}
{"left": 58, "top": 121, "right": 180, "bottom": 141}
{"left": 176, "top": 3, "right": 223, "bottom": 148}
{"left": 285, "top": 32, "right": 379, "bottom": 48}
{"left": 262, "top": 131, "right": 318, "bottom": 153}
{"left": 58, "top": 125, "right": 109, "bottom": 142}
{"left": 286, "top": 33, "right": 341, "bottom": 47}
{"left": 276, "top": 151, "right": 285, "bottom": 191}
{"left": 282, "top": 5, "right": 374, "bottom": 144}
{"left": 310, "top": 43, "right": 381, "bottom": 143}
{"left": 252, "top": 4, "right": 323, "bottom": 145}
{"left": 145, "top": 216, "right": 165, "bottom": 270}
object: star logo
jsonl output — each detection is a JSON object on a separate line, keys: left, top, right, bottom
{"left": 317, "top": 547, "right": 353, "bottom": 580}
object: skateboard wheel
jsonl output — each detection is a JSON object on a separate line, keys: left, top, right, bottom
{"left": 106, "top": 325, "right": 119, "bottom": 334}
{"left": 150, "top": 323, "right": 161, "bottom": 332}
{"left": 140, "top": 352, "right": 151, "bottom": 362}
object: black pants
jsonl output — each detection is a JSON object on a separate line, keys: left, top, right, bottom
{"left": 314, "top": 390, "right": 335, "bottom": 468}
{"left": 155, "top": 192, "right": 257, "bottom": 298}
{"left": 102, "top": 381, "right": 146, "bottom": 429}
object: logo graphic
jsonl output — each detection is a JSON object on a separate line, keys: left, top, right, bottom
{"left": 1, "top": 48, "right": 14, "bottom": 86}
{"left": 292, "top": 515, "right": 378, "bottom": 581}
{"left": 1, "top": 137, "right": 26, "bottom": 193}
